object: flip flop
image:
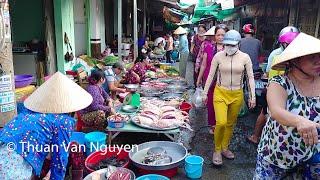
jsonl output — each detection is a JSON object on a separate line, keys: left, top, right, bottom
{"left": 221, "top": 150, "right": 235, "bottom": 160}
{"left": 212, "top": 152, "right": 223, "bottom": 166}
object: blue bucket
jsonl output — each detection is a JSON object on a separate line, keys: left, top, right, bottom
{"left": 70, "top": 132, "right": 86, "bottom": 151}
{"left": 185, "top": 155, "right": 204, "bottom": 179}
{"left": 85, "top": 131, "right": 107, "bottom": 156}
{"left": 70, "top": 132, "right": 86, "bottom": 145}
{"left": 136, "top": 174, "right": 170, "bottom": 180}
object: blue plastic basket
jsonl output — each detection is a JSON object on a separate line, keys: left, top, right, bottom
{"left": 108, "top": 121, "right": 125, "bottom": 128}
{"left": 136, "top": 174, "right": 170, "bottom": 180}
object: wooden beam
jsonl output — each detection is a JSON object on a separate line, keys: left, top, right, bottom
{"left": 315, "top": 0, "right": 320, "bottom": 38}
{"left": 133, "top": 0, "right": 138, "bottom": 60}
{"left": 143, "top": 0, "right": 146, "bottom": 37}
{"left": 117, "top": 0, "right": 122, "bottom": 61}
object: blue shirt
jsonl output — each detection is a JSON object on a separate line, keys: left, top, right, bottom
{"left": 0, "top": 106, "right": 75, "bottom": 179}
{"left": 179, "top": 34, "right": 189, "bottom": 53}
{"left": 266, "top": 47, "right": 283, "bottom": 73}
{"left": 240, "top": 37, "right": 262, "bottom": 71}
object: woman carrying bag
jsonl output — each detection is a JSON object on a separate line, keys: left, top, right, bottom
{"left": 196, "top": 24, "right": 229, "bottom": 134}
{"left": 202, "top": 30, "right": 256, "bottom": 166}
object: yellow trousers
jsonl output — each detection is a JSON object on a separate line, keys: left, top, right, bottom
{"left": 213, "top": 86, "right": 244, "bottom": 152}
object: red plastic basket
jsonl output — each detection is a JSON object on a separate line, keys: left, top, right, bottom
{"left": 85, "top": 147, "right": 130, "bottom": 173}
{"left": 179, "top": 102, "right": 192, "bottom": 113}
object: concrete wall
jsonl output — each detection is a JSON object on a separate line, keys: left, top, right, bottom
{"left": 54, "top": 0, "right": 75, "bottom": 72}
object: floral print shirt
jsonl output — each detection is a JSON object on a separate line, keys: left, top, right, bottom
{"left": 258, "top": 75, "right": 320, "bottom": 169}
{"left": 125, "top": 62, "right": 156, "bottom": 84}
{"left": 81, "top": 84, "right": 111, "bottom": 115}
{"left": 0, "top": 105, "right": 75, "bottom": 179}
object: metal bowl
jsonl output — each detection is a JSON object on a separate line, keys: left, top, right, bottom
{"left": 147, "top": 147, "right": 166, "bottom": 156}
{"left": 124, "top": 84, "right": 139, "bottom": 92}
{"left": 129, "top": 141, "right": 187, "bottom": 171}
{"left": 83, "top": 167, "right": 135, "bottom": 180}
{"left": 121, "top": 105, "right": 139, "bottom": 113}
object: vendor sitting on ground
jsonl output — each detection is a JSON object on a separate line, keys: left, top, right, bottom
{"left": 101, "top": 62, "right": 126, "bottom": 94}
{"left": 0, "top": 72, "right": 93, "bottom": 180}
{"left": 124, "top": 53, "right": 157, "bottom": 84}
{"left": 153, "top": 40, "right": 166, "bottom": 56}
{"left": 80, "top": 69, "right": 116, "bottom": 132}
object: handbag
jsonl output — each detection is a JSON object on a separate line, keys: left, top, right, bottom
{"left": 64, "top": 32, "right": 74, "bottom": 62}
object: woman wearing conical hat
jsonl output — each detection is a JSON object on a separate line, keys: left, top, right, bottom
{"left": 255, "top": 33, "right": 320, "bottom": 179}
{"left": 0, "top": 72, "right": 92, "bottom": 179}
{"left": 174, "top": 26, "right": 189, "bottom": 78}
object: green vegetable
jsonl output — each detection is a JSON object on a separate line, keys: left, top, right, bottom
{"left": 104, "top": 55, "right": 119, "bottom": 65}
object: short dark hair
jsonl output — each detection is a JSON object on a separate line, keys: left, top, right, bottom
{"left": 135, "top": 53, "right": 148, "bottom": 64}
{"left": 112, "top": 62, "right": 124, "bottom": 70}
{"left": 88, "top": 69, "right": 105, "bottom": 85}
{"left": 198, "top": 24, "right": 207, "bottom": 31}
{"left": 215, "top": 24, "right": 229, "bottom": 34}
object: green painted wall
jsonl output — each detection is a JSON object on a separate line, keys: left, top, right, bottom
{"left": 54, "top": 0, "right": 75, "bottom": 73}
{"left": 9, "top": 0, "right": 44, "bottom": 42}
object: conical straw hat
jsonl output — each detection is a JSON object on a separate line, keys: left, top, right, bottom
{"left": 272, "top": 33, "right": 320, "bottom": 70}
{"left": 174, "top": 26, "right": 187, "bottom": 35}
{"left": 24, "top": 72, "right": 93, "bottom": 114}
{"left": 204, "top": 26, "right": 216, "bottom": 36}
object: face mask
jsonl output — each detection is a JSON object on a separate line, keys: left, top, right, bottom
{"left": 225, "top": 45, "right": 239, "bottom": 56}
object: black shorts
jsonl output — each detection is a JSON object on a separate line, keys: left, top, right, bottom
{"left": 256, "top": 91, "right": 268, "bottom": 115}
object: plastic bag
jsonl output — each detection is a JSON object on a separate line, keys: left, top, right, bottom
{"left": 238, "top": 100, "right": 249, "bottom": 118}
{"left": 192, "top": 87, "right": 204, "bottom": 108}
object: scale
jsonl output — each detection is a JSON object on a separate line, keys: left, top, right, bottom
{"left": 123, "top": 84, "right": 141, "bottom": 107}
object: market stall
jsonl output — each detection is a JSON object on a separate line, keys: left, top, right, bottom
{"left": 107, "top": 74, "right": 193, "bottom": 145}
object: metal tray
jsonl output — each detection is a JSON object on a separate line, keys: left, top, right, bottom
{"left": 140, "top": 91, "right": 164, "bottom": 97}
{"left": 139, "top": 89, "right": 166, "bottom": 97}
{"left": 131, "top": 117, "right": 179, "bottom": 131}
{"left": 160, "top": 78, "right": 174, "bottom": 84}
{"left": 129, "top": 141, "right": 187, "bottom": 171}
{"left": 160, "top": 93, "right": 183, "bottom": 101}
{"left": 166, "top": 84, "right": 187, "bottom": 91}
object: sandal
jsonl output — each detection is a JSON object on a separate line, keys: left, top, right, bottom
{"left": 209, "top": 126, "right": 215, "bottom": 135}
{"left": 247, "top": 135, "right": 259, "bottom": 145}
{"left": 222, "top": 150, "right": 235, "bottom": 159}
{"left": 212, "top": 152, "right": 223, "bottom": 166}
